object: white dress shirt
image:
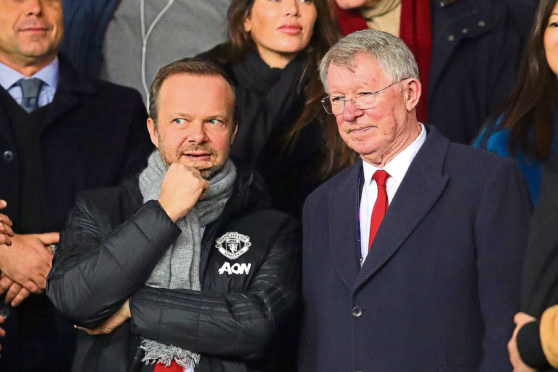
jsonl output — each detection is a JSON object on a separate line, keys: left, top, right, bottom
{"left": 359, "top": 123, "right": 426, "bottom": 264}
{"left": 0, "top": 57, "right": 59, "bottom": 108}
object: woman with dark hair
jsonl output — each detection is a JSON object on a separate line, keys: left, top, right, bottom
{"left": 199, "top": 0, "right": 355, "bottom": 216}
{"left": 474, "top": 0, "right": 558, "bottom": 205}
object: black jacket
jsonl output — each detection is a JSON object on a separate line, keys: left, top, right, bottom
{"left": 429, "top": 0, "right": 536, "bottom": 144}
{"left": 522, "top": 153, "right": 558, "bottom": 317}
{"left": 198, "top": 46, "right": 328, "bottom": 217}
{"left": 46, "top": 164, "right": 300, "bottom": 372}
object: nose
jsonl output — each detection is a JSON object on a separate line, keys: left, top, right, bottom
{"left": 342, "top": 99, "right": 363, "bottom": 122}
{"left": 186, "top": 121, "right": 208, "bottom": 144}
{"left": 283, "top": 0, "right": 300, "bottom": 16}
{"left": 25, "top": 0, "right": 42, "bottom": 16}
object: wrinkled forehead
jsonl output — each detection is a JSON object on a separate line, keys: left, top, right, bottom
{"left": 327, "top": 54, "right": 389, "bottom": 91}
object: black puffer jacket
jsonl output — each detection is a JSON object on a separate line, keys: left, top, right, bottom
{"left": 46, "top": 164, "right": 300, "bottom": 372}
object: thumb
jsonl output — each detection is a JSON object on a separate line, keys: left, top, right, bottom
{"left": 36, "top": 232, "right": 60, "bottom": 245}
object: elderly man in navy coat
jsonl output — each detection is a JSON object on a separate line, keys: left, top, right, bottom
{"left": 299, "top": 29, "right": 532, "bottom": 372}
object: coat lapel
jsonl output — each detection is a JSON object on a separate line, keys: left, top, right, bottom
{"left": 41, "top": 55, "right": 96, "bottom": 130}
{"left": 328, "top": 163, "right": 362, "bottom": 289}
{"left": 354, "top": 127, "right": 450, "bottom": 292}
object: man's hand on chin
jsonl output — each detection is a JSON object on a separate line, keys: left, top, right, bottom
{"left": 158, "top": 162, "right": 210, "bottom": 222}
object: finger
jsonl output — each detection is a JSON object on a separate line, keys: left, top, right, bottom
{"left": 22, "top": 279, "right": 41, "bottom": 294}
{"left": 36, "top": 232, "right": 60, "bottom": 245}
{"left": 0, "top": 327, "right": 4, "bottom": 337}
{"left": 0, "top": 225, "right": 14, "bottom": 238}
{"left": 0, "top": 276, "right": 13, "bottom": 296}
{"left": 0, "top": 216, "right": 14, "bottom": 232}
{"left": 0, "top": 236, "right": 11, "bottom": 246}
{"left": 0, "top": 200, "right": 6, "bottom": 209}
{"left": 5, "top": 282, "right": 21, "bottom": 304}
{"left": 74, "top": 325, "right": 105, "bottom": 336}
{"left": 11, "top": 288, "right": 30, "bottom": 307}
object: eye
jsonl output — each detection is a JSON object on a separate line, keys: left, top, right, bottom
{"left": 298, "top": 0, "right": 314, "bottom": 3}
{"left": 172, "top": 118, "right": 187, "bottom": 125}
{"left": 549, "top": 21, "right": 558, "bottom": 28}
{"left": 208, "top": 118, "right": 225, "bottom": 125}
{"left": 330, "top": 95, "right": 344, "bottom": 103}
{"left": 356, "top": 92, "right": 374, "bottom": 98}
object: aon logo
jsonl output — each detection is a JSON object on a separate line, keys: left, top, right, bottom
{"left": 218, "top": 262, "right": 252, "bottom": 275}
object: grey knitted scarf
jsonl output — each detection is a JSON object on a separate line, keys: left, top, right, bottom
{"left": 138, "top": 151, "right": 236, "bottom": 369}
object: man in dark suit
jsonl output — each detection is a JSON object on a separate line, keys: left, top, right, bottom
{"left": 0, "top": 0, "right": 152, "bottom": 370}
{"left": 299, "top": 29, "right": 532, "bottom": 371}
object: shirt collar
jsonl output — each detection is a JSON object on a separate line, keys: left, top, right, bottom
{"left": 0, "top": 57, "right": 59, "bottom": 91}
{"left": 362, "top": 123, "right": 426, "bottom": 186}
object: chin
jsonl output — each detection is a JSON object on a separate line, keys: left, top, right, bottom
{"left": 335, "top": 0, "right": 362, "bottom": 9}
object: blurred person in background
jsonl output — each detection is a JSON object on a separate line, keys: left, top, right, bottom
{"left": 61, "top": 0, "right": 232, "bottom": 103}
{"left": 475, "top": 0, "right": 558, "bottom": 205}
{"left": 199, "top": 0, "right": 356, "bottom": 216}
{"left": 0, "top": 0, "right": 152, "bottom": 370}
{"left": 332, "top": 0, "right": 536, "bottom": 144}
{"left": 508, "top": 152, "right": 558, "bottom": 371}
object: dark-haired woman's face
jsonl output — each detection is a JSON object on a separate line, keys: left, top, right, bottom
{"left": 244, "top": 0, "right": 317, "bottom": 68}
{"left": 545, "top": 2, "right": 558, "bottom": 77}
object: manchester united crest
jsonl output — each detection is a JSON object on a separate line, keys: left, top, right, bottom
{"left": 216, "top": 232, "right": 251, "bottom": 260}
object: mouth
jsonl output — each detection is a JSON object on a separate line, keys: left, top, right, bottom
{"left": 348, "top": 126, "right": 374, "bottom": 134}
{"left": 19, "top": 27, "right": 50, "bottom": 34}
{"left": 182, "top": 151, "right": 212, "bottom": 162}
{"left": 278, "top": 24, "right": 302, "bottom": 35}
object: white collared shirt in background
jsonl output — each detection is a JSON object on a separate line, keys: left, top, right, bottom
{"left": 0, "top": 57, "right": 59, "bottom": 108}
{"left": 359, "top": 123, "right": 426, "bottom": 264}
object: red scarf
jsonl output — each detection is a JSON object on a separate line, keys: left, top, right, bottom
{"left": 334, "top": 0, "right": 432, "bottom": 123}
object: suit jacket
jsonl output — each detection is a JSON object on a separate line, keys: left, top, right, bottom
{"left": 299, "top": 127, "right": 532, "bottom": 372}
{"left": 0, "top": 54, "right": 153, "bottom": 233}
{"left": 0, "top": 54, "right": 152, "bottom": 372}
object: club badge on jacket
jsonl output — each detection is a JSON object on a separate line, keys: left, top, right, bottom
{"left": 216, "top": 232, "right": 252, "bottom": 275}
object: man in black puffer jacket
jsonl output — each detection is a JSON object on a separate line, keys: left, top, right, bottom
{"left": 46, "top": 59, "right": 300, "bottom": 372}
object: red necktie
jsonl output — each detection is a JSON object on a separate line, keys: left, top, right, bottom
{"left": 154, "top": 361, "right": 184, "bottom": 372}
{"left": 369, "top": 170, "right": 390, "bottom": 250}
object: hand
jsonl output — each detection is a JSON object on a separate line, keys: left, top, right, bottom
{"left": 0, "top": 200, "right": 14, "bottom": 246}
{"left": 75, "top": 299, "right": 131, "bottom": 335}
{"left": 0, "top": 274, "right": 30, "bottom": 307}
{"left": 158, "top": 163, "right": 210, "bottom": 222}
{"left": 0, "top": 232, "right": 58, "bottom": 293}
{"left": 508, "top": 312, "right": 537, "bottom": 372}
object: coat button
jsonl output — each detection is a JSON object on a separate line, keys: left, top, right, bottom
{"left": 356, "top": 370, "right": 363, "bottom": 372}
{"left": 2, "top": 150, "right": 13, "bottom": 162}
{"left": 447, "top": 34, "right": 455, "bottom": 42}
{"left": 478, "top": 20, "right": 486, "bottom": 27}
{"left": 352, "top": 306, "right": 363, "bottom": 318}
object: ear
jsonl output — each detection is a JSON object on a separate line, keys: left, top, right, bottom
{"left": 147, "top": 118, "right": 159, "bottom": 148}
{"left": 230, "top": 123, "right": 239, "bottom": 145}
{"left": 244, "top": 14, "right": 252, "bottom": 32}
{"left": 404, "top": 78, "right": 422, "bottom": 112}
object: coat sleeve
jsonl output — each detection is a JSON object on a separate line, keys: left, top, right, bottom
{"left": 46, "top": 196, "right": 180, "bottom": 328}
{"left": 474, "top": 159, "right": 532, "bottom": 371}
{"left": 129, "top": 217, "right": 301, "bottom": 361}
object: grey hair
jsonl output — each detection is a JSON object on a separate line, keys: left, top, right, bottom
{"left": 319, "top": 29, "right": 419, "bottom": 92}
